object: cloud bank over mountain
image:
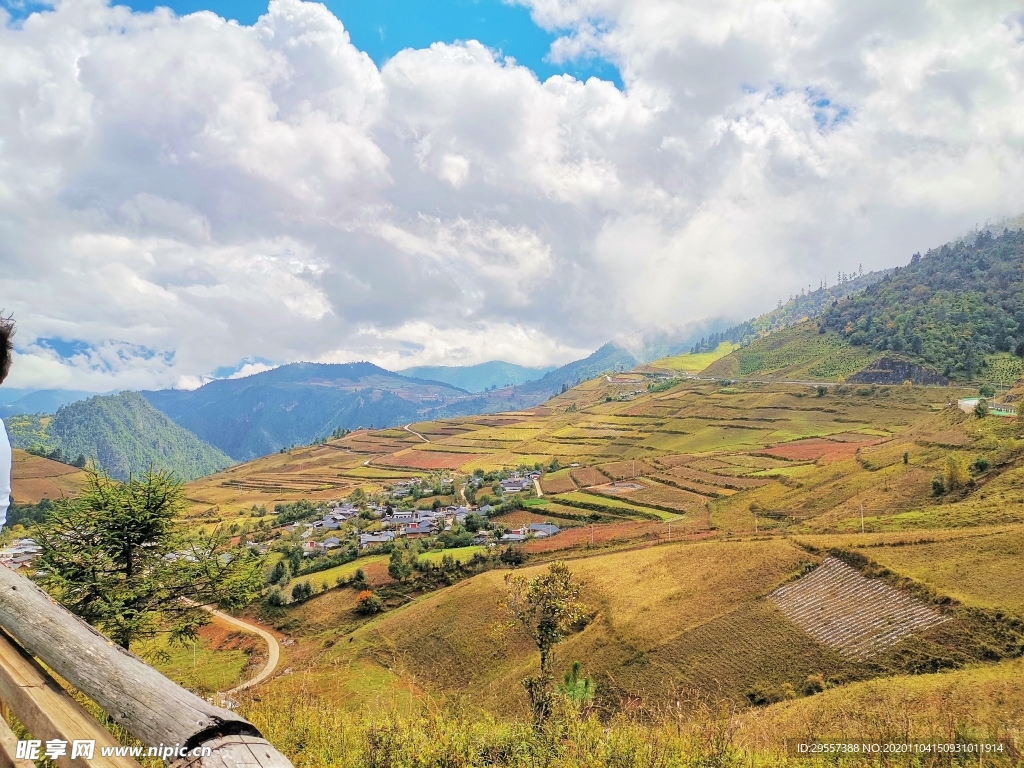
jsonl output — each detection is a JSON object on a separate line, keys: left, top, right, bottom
{"left": 2, "top": 0, "right": 1023, "bottom": 390}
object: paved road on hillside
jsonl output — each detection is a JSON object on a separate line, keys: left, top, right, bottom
{"left": 533, "top": 478, "right": 543, "bottom": 497}
{"left": 404, "top": 423, "right": 430, "bottom": 442}
{"left": 203, "top": 606, "right": 282, "bottom": 695}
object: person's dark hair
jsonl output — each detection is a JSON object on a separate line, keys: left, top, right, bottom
{"left": 0, "top": 314, "right": 14, "bottom": 385}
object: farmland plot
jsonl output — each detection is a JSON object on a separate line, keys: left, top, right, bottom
{"left": 769, "top": 557, "right": 948, "bottom": 659}
{"left": 376, "top": 451, "right": 486, "bottom": 470}
{"left": 540, "top": 470, "right": 577, "bottom": 494}
{"left": 599, "top": 460, "right": 657, "bottom": 479}
{"left": 570, "top": 466, "right": 611, "bottom": 487}
{"left": 650, "top": 473, "right": 731, "bottom": 498}
{"left": 761, "top": 437, "right": 881, "bottom": 463}
{"left": 625, "top": 481, "right": 711, "bottom": 513}
{"left": 663, "top": 465, "right": 770, "bottom": 490}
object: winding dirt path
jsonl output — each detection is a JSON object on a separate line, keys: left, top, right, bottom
{"left": 204, "top": 607, "right": 281, "bottom": 695}
{"left": 404, "top": 423, "right": 430, "bottom": 442}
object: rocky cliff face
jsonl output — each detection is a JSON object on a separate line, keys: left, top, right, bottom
{"left": 848, "top": 357, "right": 948, "bottom": 386}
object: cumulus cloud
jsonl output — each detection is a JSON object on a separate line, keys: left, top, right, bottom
{"left": 1, "top": 0, "right": 1023, "bottom": 391}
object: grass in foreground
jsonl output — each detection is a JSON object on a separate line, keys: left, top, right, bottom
{"left": 240, "top": 661, "right": 1024, "bottom": 768}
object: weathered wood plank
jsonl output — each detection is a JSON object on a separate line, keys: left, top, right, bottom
{"left": 0, "top": 630, "right": 139, "bottom": 768}
{"left": 0, "top": 711, "right": 35, "bottom": 768}
{"left": 168, "top": 736, "right": 292, "bottom": 768}
{"left": 0, "top": 567, "right": 292, "bottom": 766}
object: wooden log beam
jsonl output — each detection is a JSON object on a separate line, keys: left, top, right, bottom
{"left": 0, "top": 567, "right": 292, "bottom": 767}
{"left": 0, "top": 629, "right": 138, "bottom": 768}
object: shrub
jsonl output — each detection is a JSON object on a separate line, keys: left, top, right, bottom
{"left": 355, "top": 590, "right": 384, "bottom": 615}
{"left": 974, "top": 398, "right": 989, "bottom": 418}
{"left": 973, "top": 456, "right": 991, "bottom": 472}
{"left": 500, "top": 546, "right": 525, "bottom": 566}
{"left": 803, "top": 673, "right": 825, "bottom": 695}
{"left": 944, "top": 453, "right": 970, "bottom": 491}
{"left": 932, "top": 475, "right": 946, "bottom": 496}
{"left": 291, "top": 582, "right": 313, "bottom": 602}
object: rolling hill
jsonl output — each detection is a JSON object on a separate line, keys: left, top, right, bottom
{"left": 47, "top": 392, "right": 232, "bottom": 481}
{"left": 9, "top": 448, "right": 88, "bottom": 504}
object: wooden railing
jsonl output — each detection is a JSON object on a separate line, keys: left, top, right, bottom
{"left": 0, "top": 566, "right": 293, "bottom": 768}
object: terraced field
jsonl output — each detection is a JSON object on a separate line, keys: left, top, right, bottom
{"left": 769, "top": 557, "right": 948, "bottom": 659}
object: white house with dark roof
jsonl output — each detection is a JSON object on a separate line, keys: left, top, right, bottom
{"left": 359, "top": 531, "right": 396, "bottom": 549}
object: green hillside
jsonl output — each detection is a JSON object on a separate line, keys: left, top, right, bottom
{"left": 48, "top": 392, "right": 232, "bottom": 481}
{"left": 703, "top": 322, "right": 876, "bottom": 380}
{"left": 820, "top": 228, "right": 1024, "bottom": 382}
{"left": 700, "top": 227, "right": 1024, "bottom": 384}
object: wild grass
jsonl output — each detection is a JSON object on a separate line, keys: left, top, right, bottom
{"left": 283, "top": 539, "right": 818, "bottom": 716}
{"left": 290, "top": 555, "right": 389, "bottom": 590}
{"left": 417, "top": 546, "right": 487, "bottom": 565}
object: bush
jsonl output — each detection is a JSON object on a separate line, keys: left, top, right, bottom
{"left": 500, "top": 546, "right": 525, "bottom": 566}
{"left": 355, "top": 590, "right": 384, "bottom": 615}
{"left": 802, "top": 674, "right": 825, "bottom": 695}
{"left": 291, "top": 582, "right": 313, "bottom": 602}
{"left": 973, "top": 456, "right": 991, "bottom": 472}
{"left": 932, "top": 475, "right": 946, "bottom": 496}
{"left": 944, "top": 453, "right": 969, "bottom": 491}
{"left": 975, "top": 398, "right": 989, "bottom": 418}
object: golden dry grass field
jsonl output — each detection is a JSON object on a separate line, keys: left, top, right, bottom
{"left": 10, "top": 448, "right": 88, "bottom": 503}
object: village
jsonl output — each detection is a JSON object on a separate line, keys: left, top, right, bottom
{"left": 0, "top": 466, "right": 562, "bottom": 584}
{"left": 278, "top": 467, "right": 560, "bottom": 557}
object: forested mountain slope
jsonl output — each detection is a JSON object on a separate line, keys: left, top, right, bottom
{"left": 818, "top": 228, "right": 1024, "bottom": 382}
{"left": 48, "top": 392, "right": 231, "bottom": 481}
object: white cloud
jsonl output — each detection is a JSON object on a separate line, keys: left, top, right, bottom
{"left": 318, "top": 320, "right": 592, "bottom": 370}
{"left": 1, "top": 0, "right": 1023, "bottom": 391}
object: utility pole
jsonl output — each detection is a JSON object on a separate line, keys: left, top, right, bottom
{"left": 860, "top": 502, "right": 865, "bottom": 534}
{"left": 591, "top": 524, "right": 595, "bottom": 546}
{"left": 754, "top": 508, "right": 758, "bottom": 535}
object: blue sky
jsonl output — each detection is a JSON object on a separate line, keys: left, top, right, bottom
{"left": 5, "top": 0, "right": 1021, "bottom": 392}
{"left": 4, "top": 0, "right": 622, "bottom": 87}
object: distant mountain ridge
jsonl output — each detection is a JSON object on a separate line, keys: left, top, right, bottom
{"left": 398, "top": 361, "right": 555, "bottom": 392}
{"left": 0, "top": 389, "right": 98, "bottom": 417}
{"left": 3, "top": 255, "right": 909, "bottom": 468}
{"left": 143, "top": 362, "right": 475, "bottom": 461}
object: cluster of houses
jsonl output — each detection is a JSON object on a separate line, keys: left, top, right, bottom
{"left": 500, "top": 523, "right": 559, "bottom": 542}
{"left": 499, "top": 471, "right": 537, "bottom": 494}
{"left": 358, "top": 505, "right": 476, "bottom": 549}
{"left": 0, "top": 538, "right": 41, "bottom": 570}
{"left": 275, "top": 468, "right": 563, "bottom": 556}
